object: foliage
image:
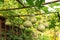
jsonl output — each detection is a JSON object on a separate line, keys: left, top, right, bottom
{"left": 38, "top": 34, "right": 50, "bottom": 40}
{"left": 0, "top": 0, "right": 60, "bottom": 40}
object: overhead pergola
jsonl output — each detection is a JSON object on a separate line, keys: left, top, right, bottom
{"left": 0, "top": 0, "right": 59, "bottom": 11}
{"left": 0, "top": 1, "right": 59, "bottom": 19}
{"left": 0, "top": 0, "right": 60, "bottom": 19}
{"left": 0, "top": 1, "right": 60, "bottom": 40}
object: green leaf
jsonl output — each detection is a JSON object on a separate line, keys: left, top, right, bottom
{"left": 26, "top": 0, "right": 34, "bottom": 6}
{"left": 49, "top": 3, "right": 60, "bottom": 7}
{"left": 55, "top": 8, "right": 60, "bottom": 12}
{"left": 35, "top": 0, "right": 45, "bottom": 9}
{"left": 0, "top": 0, "right": 4, "bottom": 4}
{"left": 41, "top": 6, "right": 49, "bottom": 13}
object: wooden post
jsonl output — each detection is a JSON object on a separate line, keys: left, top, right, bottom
{"left": 0, "top": 20, "right": 1, "bottom": 38}
{"left": 0, "top": 16, "right": 6, "bottom": 39}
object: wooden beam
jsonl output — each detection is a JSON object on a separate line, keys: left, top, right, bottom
{"left": 2, "top": 11, "right": 59, "bottom": 17}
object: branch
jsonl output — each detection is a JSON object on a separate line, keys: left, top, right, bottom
{"left": 16, "top": 0, "right": 25, "bottom": 7}
{"left": 0, "top": 6, "right": 33, "bottom": 11}
{"left": 4, "top": 14, "right": 42, "bottom": 17}
{"left": 43, "top": 0, "right": 59, "bottom": 5}
{"left": 3, "top": 12, "right": 59, "bottom": 17}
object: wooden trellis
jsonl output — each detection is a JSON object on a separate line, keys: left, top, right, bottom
{"left": 0, "top": 0, "right": 60, "bottom": 40}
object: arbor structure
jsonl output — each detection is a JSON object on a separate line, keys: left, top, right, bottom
{"left": 0, "top": 0, "right": 60, "bottom": 40}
